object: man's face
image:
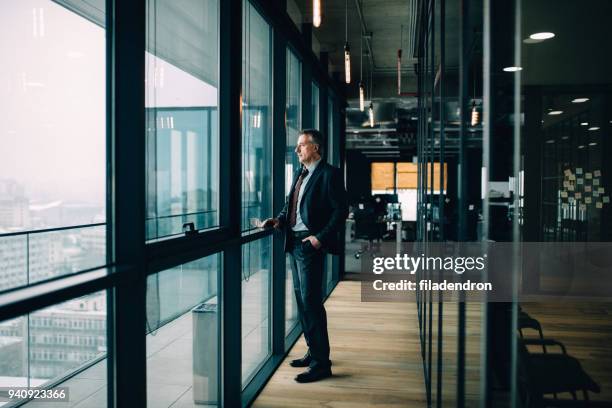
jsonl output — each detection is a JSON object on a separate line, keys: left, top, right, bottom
{"left": 295, "top": 134, "right": 319, "bottom": 164}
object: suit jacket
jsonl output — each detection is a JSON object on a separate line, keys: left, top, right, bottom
{"left": 277, "top": 161, "right": 348, "bottom": 255}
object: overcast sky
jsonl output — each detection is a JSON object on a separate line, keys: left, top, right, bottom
{"left": 1, "top": 0, "right": 217, "bottom": 205}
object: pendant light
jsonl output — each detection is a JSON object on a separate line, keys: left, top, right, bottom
{"left": 397, "top": 25, "right": 402, "bottom": 95}
{"left": 368, "top": 60, "right": 374, "bottom": 127}
{"left": 470, "top": 69, "right": 480, "bottom": 126}
{"left": 470, "top": 102, "right": 480, "bottom": 126}
{"left": 313, "top": 0, "right": 321, "bottom": 28}
{"left": 359, "top": 36, "right": 365, "bottom": 111}
{"left": 344, "top": 0, "right": 351, "bottom": 83}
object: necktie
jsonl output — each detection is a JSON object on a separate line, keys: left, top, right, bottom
{"left": 289, "top": 168, "right": 309, "bottom": 227}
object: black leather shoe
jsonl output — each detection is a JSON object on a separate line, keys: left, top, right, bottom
{"left": 294, "top": 366, "right": 332, "bottom": 383}
{"left": 289, "top": 353, "right": 312, "bottom": 368}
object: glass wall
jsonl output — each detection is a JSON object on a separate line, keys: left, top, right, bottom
{"left": 146, "top": 254, "right": 220, "bottom": 406}
{"left": 145, "top": 0, "right": 219, "bottom": 240}
{"left": 511, "top": 1, "right": 612, "bottom": 405}
{"left": 242, "top": 236, "right": 272, "bottom": 387}
{"left": 285, "top": 48, "right": 302, "bottom": 336}
{"left": 0, "top": 0, "right": 345, "bottom": 406}
{"left": 416, "top": 0, "right": 612, "bottom": 406}
{"left": 414, "top": 0, "right": 485, "bottom": 405}
{"left": 0, "top": 0, "right": 107, "bottom": 290}
{"left": 242, "top": 1, "right": 273, "bottom": 232}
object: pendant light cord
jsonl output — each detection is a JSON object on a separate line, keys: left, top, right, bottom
{"left": 345, "top": 0, "right": 348, "bottom": 41}
{"left": 360, "top": 35, "right": 363, "bottom": 81}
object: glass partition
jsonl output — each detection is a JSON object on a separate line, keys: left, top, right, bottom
{"left": 146, "top": 254, "right": 220, "bottom": 407}
{"left": 242, "top": 236, "right": 272, "bottom": 387}
{"left": 242, "top": 1, "right": 273, "bottom": 232}
{"left": 284, "top": 49, "right": 302, "bottom": 336}
{"left": 145, "top": 0, "right": 220, "bottom": 240}
{"left": 312, "top": 82, "right": 320, "bottom": 129}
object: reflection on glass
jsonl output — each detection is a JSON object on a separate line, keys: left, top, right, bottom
{"left": 285, "top": 255, "right": 298, "bottom": 335}
{"left": 146, "top": 254, "right": 220, "bottom": 407}
{"left": 0, "top": 1, "right": 107, "bottom": 290}
{"left": 328, "top": 95, "right": 337, "bottom": 165}
{"left": 145, "top": 0, "right": 219, "bottom": 240}
{"left": 242, "top": 237, "right": 271, "bottom": 387}
{"left": 285, "top": 49, "right": 302, "bottom": 338}
{"left": 312, "top": 82, "right": 320, "bottom": 129}
{"left": 242, "top": 1, "right": 273, "bottom": 231}
{"left": 0, "top": 292, "right": 108, "bottom": 406}
{"left": 285, "top": 49, "right": 302, "bottom": 194}
{"left": 514, "top": 1, "right": 612, "bottom": 405}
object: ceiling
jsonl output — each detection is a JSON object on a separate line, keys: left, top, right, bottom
{"left": 291, "top": 0, "right": 420, "bottom": 159}
{"left": 293, "top": 0, "right": 418, "bottom": 97}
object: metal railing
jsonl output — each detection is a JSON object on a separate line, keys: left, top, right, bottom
{"left": 0, "top": 223, "right": 106, "bottom": 292}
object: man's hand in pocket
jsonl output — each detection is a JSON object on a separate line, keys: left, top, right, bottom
{"left": 302, "top": 235, "right": 322, "bottom": 249}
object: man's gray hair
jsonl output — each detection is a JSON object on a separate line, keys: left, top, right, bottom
{"left": 301, "top": 129, "right": 326, "bottom": 157}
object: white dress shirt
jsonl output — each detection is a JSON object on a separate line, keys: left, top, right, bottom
{"left": 292, "top": 158, "right": 322, "bottom": 232}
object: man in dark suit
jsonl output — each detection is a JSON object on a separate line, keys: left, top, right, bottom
{"left": 262, "top": 129, "right": 348, "bottom": 383}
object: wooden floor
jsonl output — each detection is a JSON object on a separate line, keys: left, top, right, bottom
{"left": 252, "top": 281, "right": 427, "bottom": 408}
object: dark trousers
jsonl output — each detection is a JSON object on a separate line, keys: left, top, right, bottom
{"left": 288, "top": 232, "right": 331, "bottom": 368}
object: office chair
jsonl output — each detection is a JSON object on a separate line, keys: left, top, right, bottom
{"left": 517, "top": 336, "right": 605, "bottom": 407}
{"left": 518, "top": 306, "right": 546, "bottom": 351}
{"left": 353, "top": 209, "right": 385, "bottom": 259}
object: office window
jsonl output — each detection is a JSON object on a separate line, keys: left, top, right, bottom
{"left": 146, "top": 254, "right": 220, "bottom": 406}
{"left": 145, "top": 0, "right": 219, "bottom": 240}
{"left": 242, "top": 236, "right": 272, "bottom": 387}
{"left": 0, "top": 291, "right": 107, "bottom": 406}
{"left": 312, "top": 82, "right": 320, "bottom": 129}
{"left": 285, "top": 49, "right": 301, "bottom": 336}
{"left": 242, "top": 1, "right": 273, "bottom": 231}
{"left": 0, "top": 1, "right": 107, "bottom": 291}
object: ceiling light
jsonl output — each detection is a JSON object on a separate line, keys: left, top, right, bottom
{"left": 313, "top": 0, "right": 321, "bottom": 28}
{"left": 548, "top": 110, "right": 563, "bottom": 115}
{"left": 546, "top": 139, "right": 555, "bottom": 144}
{"left": 397, "top": 49, "right": 402, "bottom": 95}
{"left": 580, "top": 122, "right": 589, "bottom": 126}
{"left": 471, "top": 103, "right": 480, "bottom": 126}
{"left": 344, "top": 43, "right": 351, "bottom": 84}
{"left": 503, "top": 66, "right": 523, "bottom": 72}
{"left": 572, "top": 98, "right": 589, "bottom": 103}
{"left": 359, "top": 37, "right": 364, "bottom": 111}
{"left": 529, "top": 32, "right": 555, "bottom": 40}
{"left": 359, "top": 81, "right": 365, "bottom": 112}
{"left": 561, "top": 136, "right": 569, "bottom": 140}
{"left": 398, "top": 25, "right": 403, "bottom": 95}
{"left": 368, "top": 102, "right": 374, "bottom": 127}
{"left": 578, "top": 145, "right": 585, "bottom": 149}
{"left": 343, "top": 0, "right": 350, "bottom": 84}
{"left": 589, "top": 142, "right": 597, "bottom": 146}
{"left": 588, "top": 127, "right": 600, "bottom": 131}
